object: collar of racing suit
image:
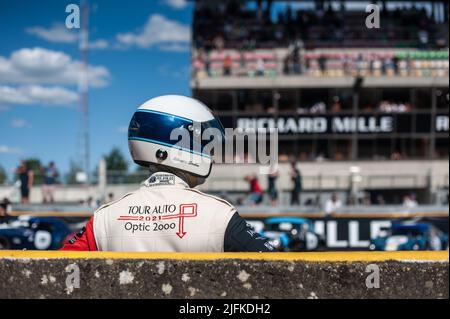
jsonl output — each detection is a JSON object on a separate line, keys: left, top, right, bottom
{"left": 141, "top": 172, "right": 190, "bottom": 189}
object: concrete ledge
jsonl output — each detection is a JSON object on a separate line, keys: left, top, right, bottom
{"left": 0, "top": 251, "right": 448, "bottom": 299}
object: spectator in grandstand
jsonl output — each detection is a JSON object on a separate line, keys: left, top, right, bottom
{"left": 223, "top": 55, "right": 233, "bottom": 76}
{"left": 213, "top": 35, "right": 224, "bottom": 51}
{"left": 330, "top": 96, "right": 342, "bottom": 113}
{"left": 267, "top": 171, "right": 279, "bottom": 206}
{"left": 289, "top": 40, "right": 303, "bottom": 74}
{"left": 304, "top": 195, "right": 320, "bottom": 208}
{"left": 378, "top": 100, "right": 412, "bottom": 113}
{"left": 362, "top": 192, "right": 372, "bottom": 206}
{"left": 324, "top": 193, "right": 342, "bottom": 216}
{"left": 283, "top": 54, "right": 293, "bottom": 75}
{"left": 369, "top": 57, "right": 375, "bottom": 75}
{"left": 289, "top": 162, "right": 302, "bottom": 206}
{"left": 244, "top": 174, "right": 263, "bottom": 206}
{"left": 42, "top": 161, "right": 59, "bottom": 203}
{"left": 376, "top": 195, "right": 386, "bottom": 206}
{"left": 199, "top": 50, "right": 211, "bottom": 77}
{"left": 357, "top": 54, "right": 365, "bottom": 76}
{"left": 86, "top": 196, "right": 97, "bottom": 209}
{"left": 106, "top": 192, "right": 114, "bottom": 204}
{"left": 15, "top": 160, "right": 34, "bottom": 204}
{"left": 392, "top": 55, "right": 400, "bottom": 75}
{"left": 256, "top": 57, "right": 265, "bottom": 76}
{"left": 381, "top": 58, "right": 388, "bottom": 75}
{"left": 403, "top": 193, "right": 418, "bottom": 209}
{"left": 343, "top": 54, "right": 352, "bottom": 76}
{"left": 239, "top": 50, "right": 246, "bottom": 73}
{"left": 315, "top": 152, "right": 326, "bottom": 162}
{"left": 418, "top": 29, "right": 429, "bottom": 48}
{"left": 390, "top": 150, "right": 403, "bottom": 161}
{"left": 310, "top": 101, "right": 326, "bottom": 114}
{"left": 318, "top": 54, "right": 327, "bottom": 75}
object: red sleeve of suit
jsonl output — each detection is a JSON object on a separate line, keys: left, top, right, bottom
{"left": 60, "top": 217, "right": 98, "bottom": 251}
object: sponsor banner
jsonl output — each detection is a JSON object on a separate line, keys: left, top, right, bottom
{"left": 219, "top": 114, "right": 449, "bottom": 135}
{"left": 247, "top": 216, "right": 449, "bottom": 250}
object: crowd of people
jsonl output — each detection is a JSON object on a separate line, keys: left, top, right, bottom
{"left": 230, "top": 160, "right": 423, "bottom": 212}
{"left": 296, "top": 98, "right": 414, "bottom": 114}
{"left": 192, "top": 0, "right": 448, "bottom": 79}
{"left": 192, "top": 47, "right": 449, "bottom": 79}
{"left": 0, "top": 158, "right": 430, "bottom": 215}
{"left": 240, "top": 161, "right": 303, "bottom": 206}
{"left": 193, "top": 1, "right": 447, "bottom": 51}
{"left": 13, "top": 160, "right": 60, "bottom": 205}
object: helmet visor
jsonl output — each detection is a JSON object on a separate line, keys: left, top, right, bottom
{"left": 128, "top": 109, "right": 225, "bottom": 159}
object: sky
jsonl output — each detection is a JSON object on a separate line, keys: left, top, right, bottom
{"left": 0, "top": 0, "right": 193, "bottom": 179}
{"left": 0, "top": 0, "right": 435, "bottom": 180}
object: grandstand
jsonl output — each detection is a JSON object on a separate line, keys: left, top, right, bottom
{"left": 1, "top": 0, "right": 448, "bottom": 208}
{"left": 0, "top": 0, "right": 448, "bottom": 209}
{"left": 190, "top": 0, "right": 449, "bottom": 207}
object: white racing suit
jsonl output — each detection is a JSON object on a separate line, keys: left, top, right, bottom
{"left": 62, "top": 172, "right": 273, "bottom": 252}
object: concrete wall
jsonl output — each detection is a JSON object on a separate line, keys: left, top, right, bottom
{"left": 1, "top": 160, "right": 448, "bottom": 204}
{"left": 202, "top": 160, "right": 449, "bottom": 192}
{"left": 0, "top": 251, "right": 447, "bottom": 299}
{"left": 192, "top": 74, "right": 449, "bottom": 89}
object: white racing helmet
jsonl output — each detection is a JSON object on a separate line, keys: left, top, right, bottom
{"left": 128, "top": 95, "right": 225, "bottom": 179}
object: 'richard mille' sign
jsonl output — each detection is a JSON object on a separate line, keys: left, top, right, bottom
{"left": 226, "top": 114, "right": 449, "bottom": 135}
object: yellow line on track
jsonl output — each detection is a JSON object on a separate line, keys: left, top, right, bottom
{"left": 0, "top": 250, "right": 448, "bottom": 262}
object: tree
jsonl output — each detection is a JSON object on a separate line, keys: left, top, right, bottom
{"left": 65, "top": 160, "right": 83, "bottom": 185}
{"left": 0, "top": 165, "right": 7, "bottom": 184}
{"left": 104, "top": 147, "right": 129, "bottom": 184}
{"left": 25, "top": 158, "right": 43, "bottom": 171}
{"left": 24, "top": 158, "right": 44, "bottom": 185}
{"left": 104, "top": 147, "right": 128, "bottom": 172}
{"left": 123, "top": 162, "right": 150, "bottom": 184}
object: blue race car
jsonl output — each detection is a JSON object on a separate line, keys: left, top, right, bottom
{"left": 0, "top": 216, "right": 72, "bottom": 250}
{"left": 261, "top": 217, "right": 324, "bottom": 251}
{"left": 369, "top": 222, "right": 449, "bottom": 251}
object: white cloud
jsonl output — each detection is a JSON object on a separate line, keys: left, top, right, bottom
{"left": 158, "top": 43, "right": 190, "bottom": 52}
{"left": 0, "top": 47, "right": 110, "bottom": 87}
{"left": 164, "top": 0, "right": 188, "bottom": 9}
{"left": 26, "top": 23, "right": 109, "bottom": 50}
{"left": 0, "top": 145, "right": 23, "bottom": 154}
{"left": 158, "top": 64, "right": 189, "bottom": 78}
{"left": 0, "top": 85, "right": 78, "bottom": 107}
{"left": 11, "top": 118, "right": 28, "bottom": 128}
{"left": 26, "top": 23, "right": 78, "bottom": 43}
{"left": 89, "top": 39, "right": 109, "bottom": 50}
{"left": 116, "top": 14, "right": 190, "bottom": 49}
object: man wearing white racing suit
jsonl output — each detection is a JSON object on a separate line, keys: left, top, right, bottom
{"left": 61, "top": 95, "right": 273, "bottom": 252}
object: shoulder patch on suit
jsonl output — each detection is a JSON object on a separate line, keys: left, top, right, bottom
{"left": 186, "top": 188, "right": 235, "bottom": 209}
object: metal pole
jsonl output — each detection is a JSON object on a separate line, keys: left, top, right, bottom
{"left": 79, "top": 0, "right": 90, "bottom": 182}
{"left": 430, "top": 87, "right": 437, "bottom": 159}
{"left": 351, "top": 91, "right": 359, "bottom": 160}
